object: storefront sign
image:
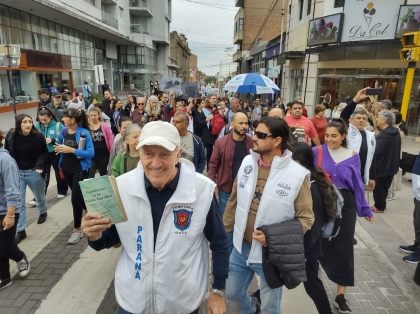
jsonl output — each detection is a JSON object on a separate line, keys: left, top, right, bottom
{"left": 395, "top": 5, "right": 420, "bottom": 38}
{"left": 341, "top": 0, "right": 404, "bottom": 42}
{"left": 266, "top": 44, "right": 281, "bottom": 59}
{"left": 307, "top": 14, "right": 344, "bottom": 47}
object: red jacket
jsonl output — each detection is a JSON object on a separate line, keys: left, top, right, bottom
{"left": 208, "top": 133, "right": 253, "bottom": 193}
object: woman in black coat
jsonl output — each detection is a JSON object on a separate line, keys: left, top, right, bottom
{"left": 291, "top": 142, "right": 338, "bottom": 314}
{"left": 121, "top": 95, "right": 137, "bottom": 118}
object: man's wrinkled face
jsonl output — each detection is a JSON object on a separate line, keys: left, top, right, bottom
{"left": 140, "top": 145, "right": 182, "bottom": 191}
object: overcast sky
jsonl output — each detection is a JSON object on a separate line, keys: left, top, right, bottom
{"left": 171, "top": 0, "right": 238, "bottom": 76}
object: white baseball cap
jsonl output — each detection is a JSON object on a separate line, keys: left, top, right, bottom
{"left": 136, "top": 121, "right": 180, "bottom": 151}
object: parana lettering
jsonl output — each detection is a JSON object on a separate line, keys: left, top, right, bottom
{"left": 134, "top": 225, "right": 143, "bottom": 280}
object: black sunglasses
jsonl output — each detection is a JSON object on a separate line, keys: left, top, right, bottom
{"left": 255, "top": 131, "right": 273, "bottom": 140}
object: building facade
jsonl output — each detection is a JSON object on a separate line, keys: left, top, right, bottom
{"left": 170, "top": 31, "right": 191, "bottom": 84}
{"left": 0, "top": 0, "right": 171, "bottom": 103}
{"left": 282, "top": 0, "right": 420, "bottom": 123}
{"left": 233, "top": 0, "right": 288, "bottom": 75}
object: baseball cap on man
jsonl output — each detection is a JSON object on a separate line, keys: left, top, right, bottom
{"left": 136, "top": 121, "right": 180, "bottom": 151}
{"left": 52, "top": 92, "right": 62, "bottom": 98}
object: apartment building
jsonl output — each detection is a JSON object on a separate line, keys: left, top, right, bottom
{"left": 0, "top": 0, "right": 171, "bottom": 103}
{"left": 233, "top": 0, "right": 288, "bottom": 99}
{"left": 170, "top": 31, "right": 191, "bottom": 84}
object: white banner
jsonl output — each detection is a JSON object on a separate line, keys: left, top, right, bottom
{"left": 341, "top": 0, "right": 404, "bottom": 42}
{"left": 256, "top": 86, "right": 275, "bottom": 94}
{"left": 201, "top": 87, "right": 220, "bottom": 96}
{"left": 160, "top": 76, "right": 182, "bottom": 93}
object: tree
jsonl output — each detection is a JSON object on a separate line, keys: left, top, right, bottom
{"left": 205, "top": 76, "right": 216, "bottom": 85}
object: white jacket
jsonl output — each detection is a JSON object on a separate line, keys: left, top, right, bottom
{"left": 346, "top": 123, "right": 376, "bottom": 183}
{"left": 114, "top": 159, "right": 215, "bottom": 314}
{"left": 233, "top": 150, "right": 310, "bottom": 264}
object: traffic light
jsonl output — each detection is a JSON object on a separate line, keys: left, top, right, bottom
{"left": 401, "top": 32, "right": 420, "bottom": 48}
{"left": 400, "top": 47, "right": 420, "bottom": 62}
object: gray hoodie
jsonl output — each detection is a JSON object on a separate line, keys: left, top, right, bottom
{"left": 0, "top": 148, "right": 21, "bottom": 215}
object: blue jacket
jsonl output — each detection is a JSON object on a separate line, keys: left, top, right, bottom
{"left": 191, "top": 132, "right": 206, "bottom": 174}
{"left": 58, "top": 126, "right": 94, "bottom": 171}
{"left": 0, "top": 148, "right": 21, "bottom": 216}
{"left": 35, "top": 120, "right": 64, "bottom": 153}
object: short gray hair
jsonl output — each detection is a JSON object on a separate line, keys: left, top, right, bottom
{"left": 230, "top": 97, "right": 239, "bottom": 103}
{"left": 350, "top": 109, "right": 368, "bottom": 119}
{"left": 381, "top": 99, "right": 392, "bottom": 110}
{"left": 174, "top": 111, "right": 189, "bottom": 124}
{"left": 122, "top": 124, "right": 142, "bottom": 157}
{"left": 378, "top": 109, "right": 395, "bottom": 126}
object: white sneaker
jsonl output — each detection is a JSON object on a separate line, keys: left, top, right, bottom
{"left": 68, "top": 230, "right": 83, "bottom": 245}
{"left": 28, "top": 200, "right": 36, "bottom": 206}
{"left": 17, "top": 253, "right": 30, "bottom": 278}
{"left": 57, "top": 194, "right": 66, "bottom": 199}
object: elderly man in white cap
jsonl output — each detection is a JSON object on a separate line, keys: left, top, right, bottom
{"left": 81, "top": 121, "right": 229, "bottom": 314}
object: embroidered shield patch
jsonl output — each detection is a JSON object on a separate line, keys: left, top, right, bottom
{"left": 173, "top": 209, "right": 193, "bottom": 231}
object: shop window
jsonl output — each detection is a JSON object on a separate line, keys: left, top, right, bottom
{"left": 31, "top": 15, "right": 40, "bottom": 34}
{"left": 334, "top": 0, "right": 345, "bottom": 8}
{"left": 11, "top": 28, "right": 22, "bottom": 45}
{"left": 48, "top": 21, "right": 57, "bottom": 38}
{"left": 8, "top": 8, "right": 21, "bottom": 29}
{"left": 22, "top": 30, "right": 33, "bottom": 49}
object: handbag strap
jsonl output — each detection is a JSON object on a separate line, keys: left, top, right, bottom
{"left": 317, "top": 146, "right": 323, "bottom": 167}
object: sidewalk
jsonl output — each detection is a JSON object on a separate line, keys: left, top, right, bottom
{"left": 0, "top": 143, "right": 419, "bottom": 314}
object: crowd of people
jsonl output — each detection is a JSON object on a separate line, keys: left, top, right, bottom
{"left": 0, "top": 85, "right": 419, "bottom": 314}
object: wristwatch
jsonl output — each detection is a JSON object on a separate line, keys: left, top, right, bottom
{"left": 211, "top": 289, "right": 225, "bottom": 297}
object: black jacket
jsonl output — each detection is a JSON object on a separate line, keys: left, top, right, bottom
{"left": 4, "top": 131, "right": 49, "bottom": 177}
{"left": 375, "top": 125, "right": 401, "bottom": 177}
{"left": 258, "top": 219, "right": 306, "bottom": 289}
{"left": 121, "top": 103, "right": 138, "bottom": 118}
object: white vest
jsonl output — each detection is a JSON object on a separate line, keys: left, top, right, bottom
{"left": 346, "top": 123, "right": 376, "bottom": 183}
{"left": 114, "top": 159, "right": 215, "bottom": 314}
{"left": 234, "top": 150, "right": 310, "bottom": 263}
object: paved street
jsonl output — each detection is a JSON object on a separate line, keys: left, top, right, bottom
{"left": 0, "top": 107, "right": 38, "bottom": 132}
{"left": 0, "top": 140, "right": 419, "bottom": 314}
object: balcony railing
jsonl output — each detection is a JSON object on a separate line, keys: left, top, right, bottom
{"left": 102, "top": 11, "right": 118, "bottom": 30}
{"left": 130, "top": 0, "right": 147, "bottom": 7}
{"left": 234, "top": 30, "right": 243, "bottom": 44}
{"left": 130, "top": 24, "right": 148, "bottom": 34}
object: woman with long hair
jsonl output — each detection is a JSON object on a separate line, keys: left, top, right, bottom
{"left": 0, "top": 129, "right": 30, "bottom": 289}
{"left": 189, "top": 98, "right": 206, "bottom": 137}
{"left": 5, "top": 114, "right": 49, "bottom": 243}
{"left": 121, "top": 95, "right": 137, "bottom": 118}
{"left": 111, "top": 124, "right": 141, "bottom": 177}
{"left": 88, "top": 107, "right": 113, "bottom": 178}
{"left": 35, "top": 107, "right": 68, "bottom": 199}
{"left": 145, "top": 95, "right": 162, "bottom": 123}
{"left": 313, "top": 119, "right": 374, "bottom": 314}
{"left": 54, "top": 108, "right": 94, "bottom": 244}
{"left": 200, "top": 94, "right": 219, "bottom": 170}
{"left": 291, "top": 142, "right": 337, "bottom": 314}
{"left": 110, "top": 98, "right": 122, "bottom": 136}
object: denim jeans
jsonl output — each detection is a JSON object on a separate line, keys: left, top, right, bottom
{"left": 218, "top": 191, "right": 231, "bottom": 216}
{"left": 17, "top": 170, "right": 48, "bottom": 232}
{"left": 118, "top": 306, "right": 199, "bottom": 314}
{"left": 226, "top": 242, "right": 282, "bottom": 314}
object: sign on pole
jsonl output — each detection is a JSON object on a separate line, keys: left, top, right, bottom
{"left": 8, "top": 45, "right": 20, "bottom": 57}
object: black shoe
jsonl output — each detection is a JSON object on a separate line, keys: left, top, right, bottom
{"left": 353, "top": 238, "right": 357, "bottom": 245}
{"left": 0, "top": 278, "right": 12, "bottom": 290}
{"left": 250, "top": 290, "right": 261, "bottom": 314}
{"left": 37, "top": 213, "right": 48, "bottom": 224}
{"left": 15, "top": 230, "right": 27, "bottom": 245}
{"left": 17, "top": 253, "right": 30, "bottom": 278}
{"left": 334, "top": 294, "right": 351, "bottom": 313}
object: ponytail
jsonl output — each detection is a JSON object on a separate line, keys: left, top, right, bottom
{"left": 328, "top": 118, "right": 348, "bottom": 148}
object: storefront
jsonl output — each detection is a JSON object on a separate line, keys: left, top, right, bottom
{"left": 265, "top": 37, "right": 283, "bottom": 100}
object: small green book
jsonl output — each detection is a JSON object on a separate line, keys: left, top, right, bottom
{"left": 79, "top": 176, "right": 128, "bottom": 224}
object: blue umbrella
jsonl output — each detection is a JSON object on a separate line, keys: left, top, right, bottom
{"left": 223, "top": 73, "right": 280, "bottom": 94}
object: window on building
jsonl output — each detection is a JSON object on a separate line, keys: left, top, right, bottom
{"left": 307, "top": 0, "right": 312, "bottom": 16}
{"left": 334, "top": 0, "right": 345, "bottom": 8}
{"left": 234, "top": 18, "right": 243, "bottom": 34}
{"left": 299, "top": 0, "right": 304, "bottom": 21}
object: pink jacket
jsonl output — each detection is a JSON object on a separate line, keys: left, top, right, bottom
{"left": 100, "top": 122, "right": 114, "bottom": 152}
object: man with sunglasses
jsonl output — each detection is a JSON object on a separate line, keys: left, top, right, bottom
{"left": 285, "top": 101, "right": 321, "bottom": 146}
{"left": 223, "top": 117, "right": 314, "bottom": 313}
{"left": 208, "top": 112, "right": 253, "bottom": 216}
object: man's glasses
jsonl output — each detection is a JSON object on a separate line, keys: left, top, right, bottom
{"left": 138, "top": 103, "right": 145, "bottom": 105}
{"left": 255, "top": 131, "right": 273, "bottom": 140}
